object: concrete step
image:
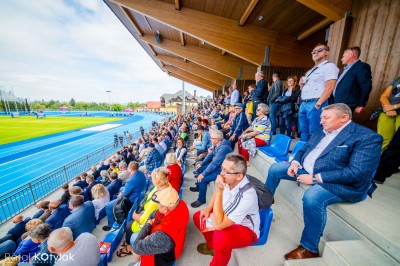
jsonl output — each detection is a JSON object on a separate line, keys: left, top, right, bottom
{"left": 250, "top": 150, "right": 400, "bottom": 264}
{"left": 284, "top": 258, "right": 327, "bottom": 266}
{"left": 323, "top": 240, "right": 397, "bottom": 266}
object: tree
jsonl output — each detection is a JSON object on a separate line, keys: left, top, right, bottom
{"left": 112, "top": 103, "right": 123, "bottom": 111}
{"left": 69, "top": 98, "right": 76, "bottom": 106}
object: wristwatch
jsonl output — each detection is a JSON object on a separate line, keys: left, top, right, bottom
{"left": 312, "top": 175, "right": 317, "bottom": 184}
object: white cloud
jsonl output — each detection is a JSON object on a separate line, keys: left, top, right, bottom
{"left": 0, "top": 0, "right": 212, "bottom": 104}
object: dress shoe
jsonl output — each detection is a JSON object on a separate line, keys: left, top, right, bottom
{"left": 284, "top": 245, "right": 319, "bottom": 260}
{"left": 197, "top": 243, "right": 214, "bottom": 256}
{"left": 102, "top": 226, "right": 112, "bottom": 231}
{"left": 191, "top": 200, "right": 205, "bottom": 208}
{"left": 190, "top": 187, "right": 199, "bottom": 192}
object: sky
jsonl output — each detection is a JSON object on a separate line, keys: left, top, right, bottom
{"left": 0, "top": 0, "right": 212, "bottom": 104}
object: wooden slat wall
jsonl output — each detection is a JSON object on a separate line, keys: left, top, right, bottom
{"left": 347, "top": 0, "right": 400, "bottom": 112}
{"left": 261, "top": 66, "right": 310, "bottom": 85}
{"left": 327, "top": 16, "right": 353, "bottom": 69}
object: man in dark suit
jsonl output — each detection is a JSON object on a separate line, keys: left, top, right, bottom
{"left": 62, "top": 195, "right": 95, "bottom": 239}
{"left": 333, "top": 46, "right": 372, "bottom": 113}
{"left": 107, "top": 173, "right": 122, "bottom": 199}
{"left": 45, "top": 200, "right": 71, "bottom": 230}
{"left": 0, "top": 215, "right": 30, "bottom": 244}
{"left": 265, "top": 103, "right": 382, "bottom": 260}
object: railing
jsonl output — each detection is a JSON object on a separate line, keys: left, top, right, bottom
{"left": 0, "top": 126, "right": 151, "bottom": 225}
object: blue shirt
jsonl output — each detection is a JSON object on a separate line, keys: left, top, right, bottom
{"left": 194, "top": 130, "right": 212, "bottom": 150}
{"left": 230, "top": 89, "right": 240, "bottom": 105}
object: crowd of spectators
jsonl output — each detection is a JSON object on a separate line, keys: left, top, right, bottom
{"left": 0, "top": 42, "right": 398, "bottom": 266}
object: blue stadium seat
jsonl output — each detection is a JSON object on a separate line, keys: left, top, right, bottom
{"left": 258, "top": 134, "right": 292, "bottom": 158}
{"left": 103, "top": 220, "right": 127, "bottom": 262}
{"left": 252, "top": 208, "right": 273, "bottom": 246}
{"left": 275, "top": 141, "right": 306, "bottom": 163}
{"left": 126, "top": 201, "right": 138, "bottom": 224}
{"left": 99, "top": 254, "right": 108, "bottom": 266}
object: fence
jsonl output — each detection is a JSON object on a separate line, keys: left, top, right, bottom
{"left": 0, "top": 126, "right": 151, "bottom": 225}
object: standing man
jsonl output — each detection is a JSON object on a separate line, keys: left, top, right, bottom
{"left": 267, "top": 72, "right": 283, "bottom": 135}
{"left": 230, "top": 84, "right": 241, "bottom": 105}
{"left": 265, "top": 104, "right": 382, "bottom": 260}
{"left": 252, "top": 71, "right": 268, "bottom": 120}
{"left": 333, "top": 46, "right": 372, "bottom": 113}
{"left": 299, "top": 43, "right": 339, "bottom": 141}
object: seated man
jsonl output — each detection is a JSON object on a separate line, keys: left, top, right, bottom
{"left": 131, "top": 187, "right": 189, "bottom": 266}
{"left": 193, "top": 154, "right": 260, "bottom": 266}
{"left": 117, "top": 161, "right": 130, "bottom": 185}
{"left": 140, "top": 143, "right": 161, "bottom": 173}
{"left": 190, "top": 130, "right": 233, "bottom": 208}
{"left": 59, "top": 183, "right": 70, "bottom": 205}
{"left": 226, "top": 103, "right": 249, "bottom": 149}
{"left": 72, "top": 175, "right": 87, "bottom": 190}
{"left": 0, "top": 215, "right": 30, "bottom": 244}
{"left": 103, "top": 162, "right": 146, "bottom": 231}
{"left": 62, "top": 195, "right": 95, "bottom": 239}
{"left": 265, "top": 103, "right": 382, "bottom": 260}
{"left": 48, "top": 227, "right": 100, "bottom": 266}
{"left": 45, "top": 200, "right": 71, "bottom": 230}
{"left": 85, "top": 174, "right": 99, "bottom": 201}
{"left": 107, "top": 172, "right": 122, "bottom": 199}
{"left": 190, "top": 125, "right": 212, "bottom": 157}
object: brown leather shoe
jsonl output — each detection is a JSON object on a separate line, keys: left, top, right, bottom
{"left": 197, "top": 243, "right": 214, "bottom": 256}
{"left": 284, "top": 245, "right": 319, "bottom": 260}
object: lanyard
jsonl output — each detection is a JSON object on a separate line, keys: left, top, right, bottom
{"left": 306, "top": 61, "right": 329, "bottom": 77}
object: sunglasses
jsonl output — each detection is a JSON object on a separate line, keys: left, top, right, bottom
{"left": 311, "top": 48, "right": 326, "bottom": 55}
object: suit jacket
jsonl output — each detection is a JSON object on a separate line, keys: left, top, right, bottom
{"left": 62, "top": 201, "right": 95, "bottom": 239}
{"left": 267, "top": 79, "right": 283, "bottom": 104}
{"left": 294, "top": 122, "right": 382, "bottom": 202}
{"left": 334, "top": 60, "right": 372, "bottom": 108}
{"left": 107, "top": 178, "right": 122, "bottom": 199}
{"left": 45, "top": 204, "right": 71, "bottom": 230}
{"left": 7, "top": 217, "right": 30, "bottom": 243}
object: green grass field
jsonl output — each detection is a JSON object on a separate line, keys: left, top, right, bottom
{"left": 0, "top": 116, "right": 122, "bottom": 145}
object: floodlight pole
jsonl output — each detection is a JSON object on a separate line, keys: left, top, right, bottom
{"left": 106, "top": 90, "right": 112, "bottom": 112}
{"left": 182, "top": 81, "right": 185, "bottom": 114}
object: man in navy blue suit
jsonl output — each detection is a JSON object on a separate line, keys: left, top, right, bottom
{"left": 265, "top": 103, "right": 382, "bottom": 260}
{"left": 333, "top": 46, "right": 372, "bottom": 113}
{"left": 62, "top": 195, "right": 95, "bottom": 239}
{"left": 45, "top": 200, "right": 71, "bottom": 230}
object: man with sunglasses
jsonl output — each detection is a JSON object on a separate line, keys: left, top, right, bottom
{"left": 333, "top": 46, "right": 372, "bottom": 113}
{"left": 298, "top": 43, "right": 339, "bottom": 141}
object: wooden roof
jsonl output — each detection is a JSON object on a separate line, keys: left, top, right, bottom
{"left": 105, "top": 0, "right": 351, "bottom": 92}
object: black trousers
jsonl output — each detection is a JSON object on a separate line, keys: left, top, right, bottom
{"left": 374, "top": 127, "right": 400, "bottom": 183}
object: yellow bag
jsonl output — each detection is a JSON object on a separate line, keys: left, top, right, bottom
{"left": 247, "top": 101, "right": 253, "bottom": 114}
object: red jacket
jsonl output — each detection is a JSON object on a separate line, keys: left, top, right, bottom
{"left": 141, "top": 200, "right": 189, "bottom": 266}
{"left": 167, "top": 164, "right": 183, "bottom": 193}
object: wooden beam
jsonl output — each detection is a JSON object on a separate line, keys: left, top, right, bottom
{"left": 174, "top": 0, "right": 180, "bottom": 10}
{"left": 296, "top": 0, "right": 350, "bottom": 22}
{"left": 140, "top": 35, "right": 257, "bottom": 79}
{"left": 169, "top": 73, "right": 215, "bottom": 92}
{"left": 180, "top": 32, "right": 185, "bottom": 46}
{"left": 147, "top": 43, "right": 156, "bottom": 56}
{"left": 164, "top": 65, "right": 220, "bottom": 90}
{"left": 113, "top": 0, "right": 313, "bottom": 67}
{"left": 119, "top": 6, "right": 143, "bottom": 36}
{"left": 238, "top": 0, "right": 259, "bottom": 26}
{"left": 157, "top": 55, "right": 227, "bottom": 85}
{"left": 297, "top": 18, "right": 332, "bottom": 40}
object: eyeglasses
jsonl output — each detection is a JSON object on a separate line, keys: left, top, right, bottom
{"left": 221, "top": 167, "right": 241, "bottom": 175}
{"left": 311, "top": 48, "right": 326, "bottom": 55}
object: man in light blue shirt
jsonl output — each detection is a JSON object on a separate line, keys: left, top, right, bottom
{"left": 230, "top": 84, "right": 240, "bottom": 105}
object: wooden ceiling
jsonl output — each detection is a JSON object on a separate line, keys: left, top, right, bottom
{"left": 104, "top": 0, "right": 351, "bottom": 93}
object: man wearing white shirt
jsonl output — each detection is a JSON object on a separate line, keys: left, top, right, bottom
{"left": 298, "top": 43, "right": 339, "bottom": 141}
{"left": 193, "top": 154, "right": 260, "bottom": 266}
{"left": 265, "top": 103, "right": 382, "bottom": 260}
